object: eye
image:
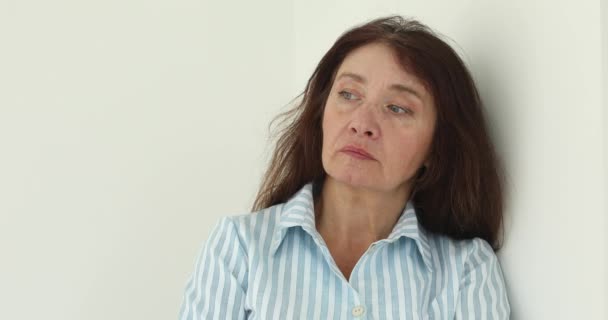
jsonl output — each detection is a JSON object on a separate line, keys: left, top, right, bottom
{"left": 387, "top": 104, "right": 412, "bottom": 115}
{"left": 338, "top": 90, "right": 358, "bottom": 101}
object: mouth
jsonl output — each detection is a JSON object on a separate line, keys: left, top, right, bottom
{"left": 339, "top": 145, "right": 376, "bottom": 160}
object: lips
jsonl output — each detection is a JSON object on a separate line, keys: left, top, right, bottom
{"left": 339, "top": 145, "right": 376, "bottom": 160}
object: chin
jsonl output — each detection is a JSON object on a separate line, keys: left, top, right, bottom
{"left": 327, "top": 169, "right": 380, "bottom": 190}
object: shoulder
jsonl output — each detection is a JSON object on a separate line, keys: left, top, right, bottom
{"left": 458, "top": 237, "right": 499, "bottom": 270}
{"left": 427, "top": 232, "right": 498, "bottom": 265}
{"left": 429, "top": 237, "right": 511, "bottom": 317}
{"left": 216, "top": 203, "right": 286, "bottom": 253}
{"left": 426, "top": 234, "right": 510, "bottom": 309}
{"left": 228, "top": 203, "right": 285, "bottom": 229}
{"left": 427, "top": 234, "right": 508, "bottom": 296}
{"left": 424, "top": 233, "right": 505, "bottom": 285}
{"left": 188, "top": 205, "right": 287, "bottom": 278}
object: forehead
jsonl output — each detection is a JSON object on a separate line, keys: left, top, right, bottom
{"left": 335, "top": 42, "right": 426, "bottom": 91}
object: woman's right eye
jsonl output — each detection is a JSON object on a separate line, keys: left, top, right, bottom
{"left": 338, "top": 90, "right": 357, "bottom": 100}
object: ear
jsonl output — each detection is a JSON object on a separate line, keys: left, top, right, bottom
{"left": 423, "top": 159, "right": 430, "bottom": 169}
{"left": 422, "top": 151, "right": 433, "bottom": 168}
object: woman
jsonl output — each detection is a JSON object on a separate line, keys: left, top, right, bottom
{"left": 179, "top": 15, "right": 510, "bottom": 319}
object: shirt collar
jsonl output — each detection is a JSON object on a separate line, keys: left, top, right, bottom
{"left": 269, "top": 182, "right": 433, "bottom": 272}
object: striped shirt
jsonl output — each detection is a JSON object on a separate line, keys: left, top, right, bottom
{"left": 179, "top": 182, "right": 510, "bottom": 319}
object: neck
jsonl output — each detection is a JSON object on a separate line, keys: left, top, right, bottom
{"left": 314, "top": 177, "right": 412, "bottom": 248}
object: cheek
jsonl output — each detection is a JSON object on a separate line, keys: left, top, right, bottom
{"left": 321, "top": 108, "right": 332, "bottom": 161}
{"left": 385, "top": 133, "right": 430, "bottom": 173}
{"left": 321, "top": 106, "right": 340, "bottom": 147}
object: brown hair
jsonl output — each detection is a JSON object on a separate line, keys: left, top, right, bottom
{"left": 252, "top": 15, "right": 506, "bottom": 250}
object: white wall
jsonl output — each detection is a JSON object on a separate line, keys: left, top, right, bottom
{"left": 1, "top": 0, "right": 606, "bottom": 319}
{"left": 603, "top": 0, "right": 608, "bottom": 311}
{"left": 0, "top": 1, "right": 294, "bottom": 319}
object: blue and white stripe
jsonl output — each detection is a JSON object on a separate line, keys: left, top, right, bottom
{"left": 179, "top": 182, "right": 510, "bottom": 319}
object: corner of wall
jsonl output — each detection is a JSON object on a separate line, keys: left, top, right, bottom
{"left": 602, "top": 0, "right": 608, "bottom": 316}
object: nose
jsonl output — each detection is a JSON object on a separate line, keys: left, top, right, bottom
{"left": 349, "top": 105, "right": 380, "bottom": 139}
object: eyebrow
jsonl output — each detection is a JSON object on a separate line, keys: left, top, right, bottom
{"left": 336, "top": 72, "right": 424, "bottom": 101}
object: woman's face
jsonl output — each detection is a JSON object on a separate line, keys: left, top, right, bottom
{"left": 321, "top": 42, "right": 437, "bottom": 195}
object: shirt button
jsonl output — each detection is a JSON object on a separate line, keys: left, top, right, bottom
{"left": 352, "top": 305, "right": 365, "bottom": 317}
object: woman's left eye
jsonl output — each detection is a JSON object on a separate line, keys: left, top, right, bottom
{"left": 387, "top": 104, "right": 410, "bottom": 114}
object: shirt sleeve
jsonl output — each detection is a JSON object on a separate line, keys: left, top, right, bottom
{"left": 454, "top": 238, "right": 510, "bottom": 320}
{"left": 178, "top": 216, "right": 249, "bottom": 320}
